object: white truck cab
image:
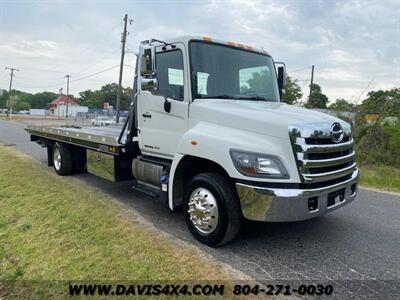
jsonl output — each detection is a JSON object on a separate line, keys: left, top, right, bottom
{"left": 27, "top": 36, "right": 358, "bottom": 246}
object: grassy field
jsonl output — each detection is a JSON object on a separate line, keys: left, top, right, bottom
{"left": 359, "top": 164, "right": 400, "bottom": 193}
{"left": 0, "top": 146, "right": 230, "bottom": 298}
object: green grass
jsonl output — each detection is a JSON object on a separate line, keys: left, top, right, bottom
{"left": 359, "top": 164, "right": 400, "bottom": 193}
{"left": 0, "top": 146, "right": 229, "bottom": 298}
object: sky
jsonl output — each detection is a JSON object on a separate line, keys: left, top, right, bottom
{"left": 0, "top": 0, "right": 399, "bottom": 104}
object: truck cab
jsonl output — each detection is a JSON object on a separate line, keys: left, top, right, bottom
{"left": 27, "top": 36, "right": 359, "bottom": 246}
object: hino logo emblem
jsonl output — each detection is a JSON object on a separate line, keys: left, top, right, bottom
{"left": 330, "top": 123, "right": 344, "bottom": 143}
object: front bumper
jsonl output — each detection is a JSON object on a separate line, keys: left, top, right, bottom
{"left": 236, "top": 169, "right": 359, "bottom": 222}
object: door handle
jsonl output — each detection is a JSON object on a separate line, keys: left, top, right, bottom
{"left": 142, "top": 112, "right": 152, "bottom": 118}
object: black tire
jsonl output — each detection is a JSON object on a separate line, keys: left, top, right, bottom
{"left": 183, "top": 173, "right": 242, "bottom": 247}
{"left": 52, "top": 143, "right": 73, "bottom": 176}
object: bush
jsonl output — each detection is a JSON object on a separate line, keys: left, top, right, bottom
{"left": 356, "top": 122, "right": 400, "bottom": 167}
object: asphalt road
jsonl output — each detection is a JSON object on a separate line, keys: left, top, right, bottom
{"left": 1, "top": 119, "right": 399, "bottom": 299}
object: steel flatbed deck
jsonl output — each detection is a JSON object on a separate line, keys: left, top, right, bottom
{"left": 26, "top": 125, "right": 126, "bottom": 155}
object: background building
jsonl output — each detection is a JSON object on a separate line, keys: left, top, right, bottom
{"left": 47, "top": 94, "right": 88, "bottom": 118}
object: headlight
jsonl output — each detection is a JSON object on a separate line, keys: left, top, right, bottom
{"left": 230, "top": 150, "right": 289, "bottom": 179}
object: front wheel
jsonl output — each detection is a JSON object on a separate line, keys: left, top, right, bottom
{"left": 183, "top": 173, "right": 242, "bottom": 246}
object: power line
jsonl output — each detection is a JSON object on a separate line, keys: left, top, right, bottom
{"left": 298, "top": 79, "right": 310, "bottom": 106}
{"left": 69, "top": 65, "right": 120, "bottom": 83}
{"left": 14, "top": 73, "right": 65, "bottom": 81}
{"left": 14, "top": 65, "right": 121, "bottom": 89}
{"left": 20, "top": 80, "right": 68, "bottom": 89}
{"left": 287, "top": 66, "right": 311, "bottom": 74}
{"left": 355, "top": 79, "right": 375, "bottom": 104}
{"left": 16, "top": 66, "right": 69, "bottom": 75}
{"left": 301, "top": 79, "right": 310, "bottom": 89}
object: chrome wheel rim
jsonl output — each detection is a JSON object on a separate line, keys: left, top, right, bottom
{"left": 53, "top": 148, "right": 61, "bottom": 170}
{"left": 188, "top": 187, "right": 219, "bottom": 234}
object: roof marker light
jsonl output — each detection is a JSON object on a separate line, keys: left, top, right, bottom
{"left": 203, "top": 36, "right": 212, "bottom": 42}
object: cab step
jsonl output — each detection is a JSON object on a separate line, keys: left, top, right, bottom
{"left": 132, "top": 181, "right": 160, "bottom": 198}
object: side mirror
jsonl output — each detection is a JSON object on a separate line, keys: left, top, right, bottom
{"left": 277, "top": 66, "right": 286, "bottom": 90}
{"left": 140, "top": 45, "right": 156, "bottom": 77}
{"left": 139, "top": 45, "right": 157, "bottom": 92}
{"left": 141, "top": 77, "right": 158, "bottom": 92}
{"left": 277, "top": 64, "right": 286, "bottom": 100}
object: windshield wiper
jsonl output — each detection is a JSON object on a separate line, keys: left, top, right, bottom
{"left": 200, "top": 94, "right": 242, "bottom": 100}
{"left": 198, "top": 94, "right": 275, "bottom": 101}
{"left": 238, "top": 95, "right": 275, "bottom": 101}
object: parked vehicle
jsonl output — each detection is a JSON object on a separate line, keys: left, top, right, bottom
{"left": 91, "top": 116, "right": 113, "bottom": 126}
{"left": 26, "top": 36, "right": 358, "bottom": 246}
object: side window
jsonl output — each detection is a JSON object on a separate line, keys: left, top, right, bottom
{"left": 155, "top": 50, "right": 184, "bottom": 101}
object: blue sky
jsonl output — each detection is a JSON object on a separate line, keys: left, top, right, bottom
{"left": 0, "top": 0, "right": 399, "bottom": 103}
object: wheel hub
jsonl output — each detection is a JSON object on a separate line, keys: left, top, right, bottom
{"left": 188, "top": 187, "right": 218, "bottom": 234}
{"left": 53, "top": 148, "right": 61, "bottom": 170}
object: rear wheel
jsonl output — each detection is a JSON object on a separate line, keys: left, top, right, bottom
{"left": 52, "top": 143, "right": 73, "bottom": 176}
{"left": 183, "top": 173, "right": 242, "bottom": 246}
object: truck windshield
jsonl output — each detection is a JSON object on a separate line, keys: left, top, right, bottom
{"left": 190, "top": 41, "right": 280, "bottom": 102}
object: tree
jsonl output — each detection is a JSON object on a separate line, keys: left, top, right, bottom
{"left": 306, "top": 83, "right": 329, "bottom": 108}
{"left": 329, "top": 98, "right": 356, "bottom": 112}
{"left": 77, "top": 84, "right": 132, "bottom": 109}
{"left": 9, "top": 90, "right": 32, "bottom": 111}
{"left": 28, "top": 92, "right": 58, "bottom": 109}
{"left": 13, "top": 100, "right": 30, "bottom": 111}
{"left": 360, "top": 88, "right": 400, "bottom": 117}
{"left": 282, "top": 76, "right": 303, "bottom": 105}
{"left": 0, "top": 89, "right": 9, "bottom": 108}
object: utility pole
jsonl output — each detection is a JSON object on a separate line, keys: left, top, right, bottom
{"left": 308, "top": 65, "right": 315, "bottom": 100}
{"left": 116, "top": 13, "right": 129, "bottom": 124}
{"left": 5, "top": 67, "right": 19, "bottom": 117}
{"left": 65, "top": 75, "right": 71, "bottom": 118}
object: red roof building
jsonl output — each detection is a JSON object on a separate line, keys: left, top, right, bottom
{"left": 47, "top": 95, "right": 78, "bottom": 109}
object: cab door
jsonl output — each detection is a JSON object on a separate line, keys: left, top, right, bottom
{"left": 137, "top": 43, "right": 189, "bottom": 159}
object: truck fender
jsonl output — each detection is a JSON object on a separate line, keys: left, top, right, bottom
{"left": 168, "top": 122, "right": 296, "bottom": 210}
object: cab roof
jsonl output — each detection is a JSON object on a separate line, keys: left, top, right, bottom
{"left": 143, "top": 35, "right": 270, "bottom": 56}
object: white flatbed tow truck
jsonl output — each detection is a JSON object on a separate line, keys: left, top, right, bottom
{"left": 26, "top": 36, "right": 359, "bottom": 246}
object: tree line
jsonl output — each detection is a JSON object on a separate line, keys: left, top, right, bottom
{"left": 0, "top": 83, "right": 133, "bottom": 111}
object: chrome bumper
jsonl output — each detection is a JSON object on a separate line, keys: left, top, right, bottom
{"left": 236, "top": 169, "right": 359, "bottom": 222}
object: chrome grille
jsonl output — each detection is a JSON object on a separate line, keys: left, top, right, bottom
{"left": 289, "top": 122, "right": 357, "bottom": 183}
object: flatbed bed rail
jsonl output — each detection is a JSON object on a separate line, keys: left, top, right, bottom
{"left": 26, "top": 125, "right": 123, "bottom": 155}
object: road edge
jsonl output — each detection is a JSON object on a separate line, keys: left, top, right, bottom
{"left": 359, "top": 185, "right": 400, "bottom": 197}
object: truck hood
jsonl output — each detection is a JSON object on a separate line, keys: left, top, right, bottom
{"left": 190, "top": 99, "right": 341, "bottom": 139}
